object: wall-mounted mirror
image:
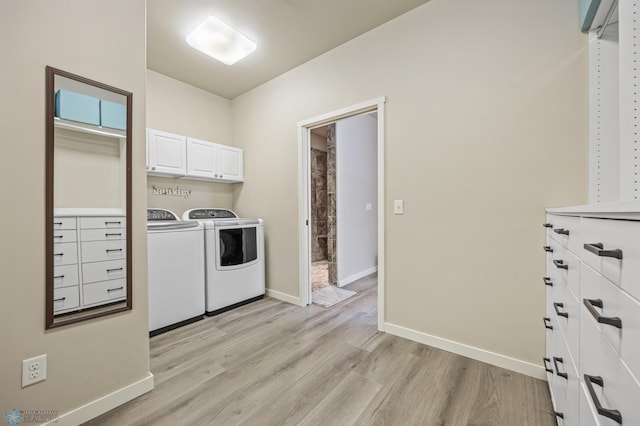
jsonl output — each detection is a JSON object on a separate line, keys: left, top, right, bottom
{"left": 45, "top": 66, "right": 132, "bottom": 329}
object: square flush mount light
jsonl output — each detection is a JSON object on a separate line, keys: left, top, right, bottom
{"left": 186, "top": 16, "right": 257, "bottom": 65}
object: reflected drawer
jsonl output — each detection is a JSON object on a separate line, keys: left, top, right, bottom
{"left": 582, "top": 217, "right": 640, "bottom": 302}
{"left": 80, "top": 228, "right": 126, "bottom": 242}
{"left": 82, "top": 259, "right": 126, "bottom": 284}
{"left": 80, "top": 216, "right": 126, "bottom": 229}
{"left": 548, "top": 214, "right": 581, "bottom": 254}
{"left": 53, "top": 264, "right": 79, "bottom": 288}
{"left": 52, "top": 242, "right": 78, "bottom": 266}
{"left": 53, "top": 229, "right": 77, "bottom": 244}
{"left": 582, "top": 262, "right": 640, "bottom": 383}
{"left": 81, "top": 240, "right": 126, "bottom": 263}
{"left": 83, "top": 278, "right": 126, "bottom": 306}
{"left": 53, "top": 286, "right": 79, "bottom": 313}
{"left": 581, "top": 306, "right": 640, "bottom": 426}
{"left": 53, "top": 217, "right": 76, "bottom": 230}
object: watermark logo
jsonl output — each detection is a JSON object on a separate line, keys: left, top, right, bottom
{"left": 4, "top": 410, "right": 22, "bottom": 425}
{"left": 152, "top": 185, "right": 192, "bottom": 199}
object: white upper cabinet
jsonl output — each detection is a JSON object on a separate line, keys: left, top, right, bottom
{"left": 147, "top": 129, "right": 187, "bottom": 177}
{"left": 219, "top": 145, "right": 243, "bottom": 182}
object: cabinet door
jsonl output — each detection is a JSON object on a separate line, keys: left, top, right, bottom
{"left": 147, "top": 129, "right": 186, "bottom": 176}
{"left": 219, "top": 145, "right": 243, "bottom": 182}
{"left": 186, "top": 138, "right": 219, "bottom": 179}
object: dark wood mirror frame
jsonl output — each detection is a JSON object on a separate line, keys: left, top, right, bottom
{"left": 45, "top": 66, "right": 133, "bottom": 329}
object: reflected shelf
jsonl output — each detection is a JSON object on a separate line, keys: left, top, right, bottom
{"left": 54, "top": 116, "right": 126, "bottom": 139}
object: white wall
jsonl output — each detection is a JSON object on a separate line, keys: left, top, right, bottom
{"left": 0, "top": 0, "right": 150, "bottom": 421}
{"left": 232, "top": 0, "right": 588, "bottom": 373}
{"left": 336, "top": 114, "right": 378, "bottom": 285}
{"left": 146, "top": 70, "right": 235, "bottom": 216}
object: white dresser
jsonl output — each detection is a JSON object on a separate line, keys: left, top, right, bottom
{"left": 53, "top": 209, "right": 127, "bottom": 315}
{"left": 545, "top": 203, "right": 640, "bottom": 425}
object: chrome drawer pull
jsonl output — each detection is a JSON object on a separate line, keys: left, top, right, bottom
{"left": 107, "top": 286, "right": 124, "bottom": 292}
{"left": 553, "top": 302, "right": 568, "bottom": 318}
{"left": 543, "top": 277, "right": 553, "bottom": 287}
{"left": 583, "top": 298, "right": 622, "bottom": 329}
{"left": 584, "top": 374, "right": 623, "bottom": 424}
{"left": 543, "top": 223, "right": 553, "bottom": 228}
{"left": 554, "top": 228, "right": 570, "bottom": 235}
{"left": 544, "top": 246, "right": 554, "bottom": 253}
{"left": 543, "top": 357, "right": 553, "bottom": 373}
{"left": 543, "top": 317, "right": 553, "bottom": 330}
{"left": 584, "top": 242, "right": 623, "bottom": 260}
{"left": 106, "top": 267, "right": 123, "bottom": 273}
{"left": 553, "top": 259, "right": 568, "bottom": 270}
{"left": 553, "top": 357, "right": 568, "bottom": 379}
{"left": 53, "top": 297, "right": 66, "bottom": 302}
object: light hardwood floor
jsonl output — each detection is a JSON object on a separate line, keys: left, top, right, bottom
{"left": 86, "top": 274, "right": 555, "bottom": 425}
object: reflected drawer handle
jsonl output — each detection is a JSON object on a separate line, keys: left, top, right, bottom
{"left": 53, "top": 235, "right": 64, "bottom": 239}
{"left": 543, "top": 317, "right": 553, "bottom": 330}
{"left": 554, "top": 228, "right": 570, "bottom": 235}
{"left": 553, "top": 259, "right": 568, "bottom": 270}
{"left": 543, "top": 223, "right": 553, "bottom": 228}
{"left": 107, "top": 268, "right": 124, "bottom": 273}
{"left": 54, "top": 222, "right": 63, "bottom": 225}
{"left": 584, "top": 374, "right": 623, "bottom": 424}
{"left": 554, "top": 412, "right": 564, "bottom": 419}
{"left": 53, "top": 297, "right": 66, "bottom": 302}
{"left": 54, "top": 253, "right": 64, "bottom": 257}
{"left": 583, "top": 298, "right": 622, "bottom": 329}
{"left": 105, "top": 221, "right": 122, "bottom": 225}
{"left": 543, "top": 357, "right": 553, "bottom": 373}
{"left": 53, "top": 275, "right": 65, "bottom": 279}
{"left": 105, "top": 233, "right": 122, "bottom": 237}
{"left": 584, "top": 242, "right": 623, "bottom": 260}
{"left": 543, "top": 277, "right": 553, "bottom": 287}
{"left": 553, "top": 302, "right": 568, "bottom": 318}
{"left": 106, "top": 249, "right": 123, "bottom": 253}
{"left": 553, "top": 357, "right": 568, "bottom": 379}
{"left": 543, "top": 246, "right": 554, "bottom": 253}
{"left": 107, "top": 286, "right": 124, "bottom": 292}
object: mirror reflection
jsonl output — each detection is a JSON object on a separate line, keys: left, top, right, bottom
{"left": 46, "top": 67, "right": 132, "bottom": 329}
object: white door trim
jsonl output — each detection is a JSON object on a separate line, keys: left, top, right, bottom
{"left": 297, "top": 96, "right": 386, "bottom": 331}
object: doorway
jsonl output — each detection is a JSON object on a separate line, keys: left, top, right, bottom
{"left": 297, "top": 97, "right": 386, "bottom": 331}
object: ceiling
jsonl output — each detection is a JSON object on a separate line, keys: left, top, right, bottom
{"left": 147, "top": 0, "right": 430, "bottom": 99}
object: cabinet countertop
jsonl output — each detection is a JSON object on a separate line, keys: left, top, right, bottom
{"left": 547, "top": 201, "right": 640, "bottom": 219}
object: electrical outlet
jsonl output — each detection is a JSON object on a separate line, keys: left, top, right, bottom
{"left": 22, "top": 354, "right": 47, "bottom": 387}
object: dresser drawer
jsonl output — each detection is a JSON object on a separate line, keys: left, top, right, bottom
{"left": 83, "top": 278, "right": 126, "bottom": 306}
{"left": 81, "top": 240, "right": 126, "bottom": 263}
{"left": 582, "top": 217, "right": 640, "bottom": 302}
{"left": 53, "top": 286, "right": 80, "bottom": 313}
{"left": 53, "top": 264, "right": 79, "bottom": 288}
{"left": 53, "top": 229, "right": 77, "bottom": 244}
{"left": 52, "top": 242, "right": 78, "bottom": 266}
{"left": 53, "top": 217, "right": 76, "bottom": 230}
{"left": 548, "top": 333, "right": 580, "bottom": 425}
{"left": 582, "top": 262, "right": 640, "bottom": 384}
{"left": 581, "top": 307, "right": 640, "bottom": 426}
{"left": 551, "top": 244, "right": 580, "bottom": 300}
{"left": 551, "top": 281, "right": 580, "bottom": 370}
{"left": 580, "top": 383, "right": 603, "bottom": 426}
{"left": 80, "top": 228, "right": 126, "bottom": 242}
{"left": 80, "top": 216, "right": 126, "bottom": 229}
{"left": 82, "top": 259, "right": 126, "bottom": 284}
{"left": 548, "top": 214, "right": 581, "bottom": 254}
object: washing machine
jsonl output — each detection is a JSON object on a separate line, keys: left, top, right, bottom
{"left": 147, "top": 208, "right": 205, "bottom": 336}
{"left": 182, "top": 208, "right": 265, "bottom": 315}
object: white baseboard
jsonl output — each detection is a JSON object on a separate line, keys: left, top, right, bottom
{"left": 338, "top": 266, "right": 378, "bottom": 288}
{"left": 46, "top": 372, "right": 154, "bottom": 425}
{"left": 384, "top": 323, "right": 546, "bottom": 380}
{"left": 266, "top": 288, "right": 304, "bottom": 307}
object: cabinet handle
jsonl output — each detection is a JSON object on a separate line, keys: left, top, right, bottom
{"left": 553, "top": 302, "right": 568, "bottom": 318}
{"left": 554, "top": 412, "right": 564, "bottom": 419}
{"left": 107, "top": 286, "right": 124, "bottom": 292}
{"left": 104, "top": 221, "right": 122, "bottom": 225}
{"left": 543, "top": 277, "right": 553, "bottom": 287}
{"left": 584, "top": 242, "right": 623, "bottom": 260}
{"left": 152, "top": 166, "right": 156, "bottom": 170}
{"left": 584, "top": 374, "right": 623, "bottom": 424}
{"left": 553, "top": 357, "right": 568, "bottom": 379}
{"left": 583, "top": 298, "right": 622, "bottom": 329}
{"left": 53, "top": 275, "right": 65, "bottom": 279}
{"left": 543, "top": 223, "right": 553, "bottom": 228}
{"left": 543, "top": 246, "right": 554, "bottom": 253}
{"left": 543, "top": 317, "right": 553, "bottom": 330}
{"left": 53, "top": 253, "right": 64, "bottom": 257}
{"left": 53, "top": 297, "right": 66, "bottom": 302}
{"left": 53, "top": 235, "right": 64, "bottom": 239}
{"left": 106, "top": 249, "right": 123, "bottom": 253}
{"left": 543, "top": 357, "right": 553, "bottom": 373}
{"left": 54, "top": 222, "right": 63, "bottom": 225}
{"left": 553, "top": 259, "right": 568, "bottom": 270}
{"left": 106, "top": 267, "right": 124, "bottom": 273}
{"left": 105, "top": 233, "right": 122, "bottom": 237}
{"left": 554, "top": 228, "right": 570, "bottom": 235}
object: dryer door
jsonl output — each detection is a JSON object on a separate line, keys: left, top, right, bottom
{"left": 217, "top": 225, "right": 258, "bottom": 270}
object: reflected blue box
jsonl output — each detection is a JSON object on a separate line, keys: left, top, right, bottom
{"left": 55, "top": 90, "right": 101, "bottom": 126}
{"left": 100, "top": 100, "right": 126, "bottom": 130}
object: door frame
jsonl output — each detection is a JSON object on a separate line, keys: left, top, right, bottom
{"left": 297, "top": 96, "right": 386, "bottom": 331}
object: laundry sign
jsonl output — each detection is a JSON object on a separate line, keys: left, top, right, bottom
{"left": 152, "top": 186, "right": 192, "bottom": 199}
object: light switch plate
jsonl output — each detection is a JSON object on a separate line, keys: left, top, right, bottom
{"left": 394, "top": 200, "right": 404, "bottom": 215}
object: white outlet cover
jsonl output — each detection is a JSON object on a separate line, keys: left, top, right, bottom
{"left": 22, "top": 354, "right": 47, "bottom": 387}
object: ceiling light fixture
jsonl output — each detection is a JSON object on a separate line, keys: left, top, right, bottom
{"left": 186, "top": 16, "right": 257, "bottom": 65}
